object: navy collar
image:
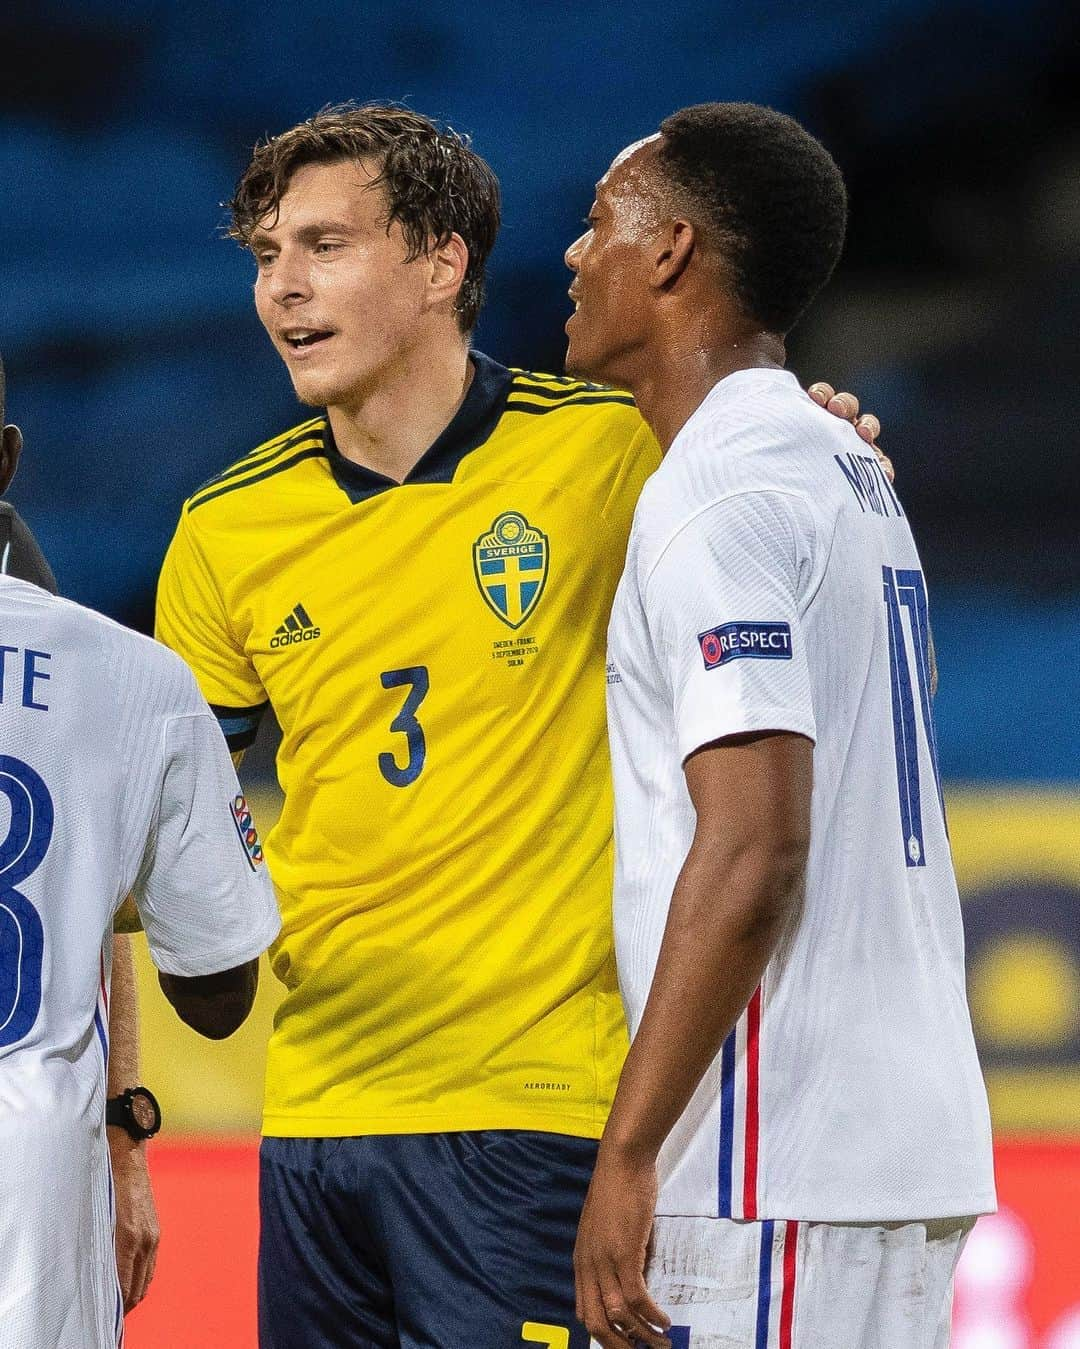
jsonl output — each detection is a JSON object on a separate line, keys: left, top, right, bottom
{"left": 323, "top": 351, "right": 514, "bottom": 505}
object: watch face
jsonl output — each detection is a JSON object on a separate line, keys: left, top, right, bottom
{"left": 130, "top": 1091, "right": 158, "bottom": 1134}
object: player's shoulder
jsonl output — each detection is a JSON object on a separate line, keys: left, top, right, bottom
{"left": 682, "top": 368, "right": 824, "bottom": 454}
{"left": 12, "top": 583, "right": 202, "bottom": 701}
{"left": 504, "top": 368, "right": 641, "bottom": 428}
{"left": 633, "top": 372, "right": 833, "bottom": 562}
{"left": 501, "top": 368, "right": 658, "bottom": 486}
{"left": 659, "top": 369, "right": 844, "bottom": 498}
{"left": 180, "top": 414, "right": 328, "bottom": 522}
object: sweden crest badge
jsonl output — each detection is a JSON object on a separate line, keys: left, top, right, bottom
{"left": 473, "top": 511, "right": 549, "bottom": 628}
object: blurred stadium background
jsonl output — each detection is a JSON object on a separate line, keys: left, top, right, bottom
{"left": 3, "top": 0, "right": 1077, "bottom": 1343}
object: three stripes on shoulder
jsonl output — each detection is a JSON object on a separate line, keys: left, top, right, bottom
{"left": 186, "top": 417, "right": 325, "bottom": 513}
{"left": 506, "top": 371, "right": 635, "bottom": 415}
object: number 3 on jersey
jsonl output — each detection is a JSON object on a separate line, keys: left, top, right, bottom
{"left": 0, "top": 755, "right": 53, "bottom": 1047}
{"left": 882, "top": 567, "right": 944, "bottom": 866}
{"left": 379, "top": 667, "right": 430, "bottom": 787}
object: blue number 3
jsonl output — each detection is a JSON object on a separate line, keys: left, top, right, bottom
{"left": 379, "top": 667, "right": 430, "bottom": 787}
{"left": 0, "top": 755, "right": 53, "bottom": 1048}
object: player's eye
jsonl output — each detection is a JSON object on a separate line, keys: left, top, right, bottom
{"left": 314, "top": 241, "right": 343, "bottom": 254}
{"left": 254, "top": 251, "right": 276, "bottom": 268}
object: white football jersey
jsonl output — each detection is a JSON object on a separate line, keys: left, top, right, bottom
{"left": 0, "top": 575, "right": 280, "bottom": 1347}
{"left": 606, "top": 368, "right": 995, "bottom": 1221}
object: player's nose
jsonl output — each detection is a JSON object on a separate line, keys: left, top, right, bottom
{"left": 265, "top": 251, "right": 312, "bottom": 305}
{"left": 565, "top": 233, "right": 586, "bottom": 272}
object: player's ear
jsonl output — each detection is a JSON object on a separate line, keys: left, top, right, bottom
{"left": 0, "top": 424, "right": 23, "bottom": 496}
{"left": 651, "top": 218, "right": 696, "bottom": 291}
{"left": 428, "top": 232, "right": 470, "bottom": 314}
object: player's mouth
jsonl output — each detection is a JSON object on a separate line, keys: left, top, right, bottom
{"left": 281, "top": 327, "right": 335, "bottom": 355}
{"left": 566, "top": 289, "right": 582, "bottom": 331}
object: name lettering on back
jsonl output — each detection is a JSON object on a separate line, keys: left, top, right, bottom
{"left": 833, "top": 451, "right": 904, "bottom": 518}
{"left": 0, "top": 646, "right": 52, "bottom": 711}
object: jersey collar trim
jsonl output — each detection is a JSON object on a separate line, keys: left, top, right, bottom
{"left": 323, "top": 351, "right": 514, "bottom": 505}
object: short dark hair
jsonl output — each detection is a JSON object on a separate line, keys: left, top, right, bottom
{"left": 227, "top": 102, "right": 500, "bottom": 333}
{"left": 656, "top": 103, "right": 847, "bottom": 333}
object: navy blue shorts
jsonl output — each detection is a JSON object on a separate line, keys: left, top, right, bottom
{"left": 258, "top": 1131, "right": 597, "bottom": 1349}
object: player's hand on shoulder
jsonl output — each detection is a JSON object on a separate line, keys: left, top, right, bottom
{"left": 807, "top": 381, "right": 894, "bottom": 483}
{"left": 573, "top": 1146, "right": 670, "bottom": 1349}
{"left": 108, "top": 1131, "right": 160, "bottom": 1312}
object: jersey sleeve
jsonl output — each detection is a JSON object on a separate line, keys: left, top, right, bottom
{"left": 133, "top": 699, "right": 281, "bottom": 978}
{"left": 644, "top": 489, "right": 819, "bottom": 761}
{"left": 156, "top": 508, "right": 268, "bottom": 754}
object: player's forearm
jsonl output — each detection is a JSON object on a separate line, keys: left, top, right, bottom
{"left": 107, "top": 934, "right": 161, "bottom": 1311}
{"left": 108, "top": 933, "right": 149, "bottom": 1169}
{"left": 108, "top": 934, "right": 142, "bottom": 1095}
{"left": 602, "top": 833, "right": 805, "bottom": 1163}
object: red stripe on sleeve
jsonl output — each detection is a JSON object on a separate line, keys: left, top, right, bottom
{"left": 779, "top": 1219, "right": 798, "bottom": 1348}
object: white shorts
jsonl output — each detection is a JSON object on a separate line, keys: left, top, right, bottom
{"left": 626, "top": 1213, "right": 975, "bottom": 1349}
{"left": 0, "top": 1121, "right": 121, "bottom": 1349}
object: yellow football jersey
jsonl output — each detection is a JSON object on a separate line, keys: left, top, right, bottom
{"left": 156, "top": 353, "right": 660, "bottom": 1137}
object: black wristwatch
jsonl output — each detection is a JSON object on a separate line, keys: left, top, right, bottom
{"left": 106, "top": 1086, "right": 162, "bottom": 1141}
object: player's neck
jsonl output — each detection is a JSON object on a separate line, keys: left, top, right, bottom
{"left": 326, "top": 339, "right": 473, "bottom": 482}
{"left": 629, "top": 328, "right": 786, "bottom": 454}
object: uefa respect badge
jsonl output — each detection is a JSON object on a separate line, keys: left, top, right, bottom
{"left": 229, "top": 793, "right": 265, "bottom": 869}
{"left": 699, "top": 621, "right": 793, "bottom": 670}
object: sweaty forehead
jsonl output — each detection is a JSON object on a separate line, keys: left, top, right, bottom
{"left": 597, "top": 134, "right": 662, "bottom": 201}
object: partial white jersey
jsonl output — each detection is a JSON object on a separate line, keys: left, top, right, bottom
{"left": 606, "top": 368, "right": 995, "bottom": 1222}
{"left": 0, "top": 576, "right": 279, "bottom": 1346}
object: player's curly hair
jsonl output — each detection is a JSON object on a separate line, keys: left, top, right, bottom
{"left": 657, "top": 103, "right": 847, "bottom": 333}
{"left": 227, "top": 102, "right": 501, "bottom": 333}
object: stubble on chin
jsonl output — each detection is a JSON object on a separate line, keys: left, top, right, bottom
{"left": 288, "top": 373, "right": 339, "bottom": 409}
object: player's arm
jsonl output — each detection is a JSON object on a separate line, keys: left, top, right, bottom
{"left": 575, "top": 733, "right": 812, "bottom": 1349}
{"left": 133, "top": 659, "right": 280, "bottom": 1041}
{"left": 156, "top": 507, "right": 269, "bottom": 757}
{"left": 157, "top": 959, "right": 259, "bottom": 1040}
{"left": 576, "top": 488, "right": 818, "bottom": 1349}
{"left": 107, "top": 935, "right": 161, "bottom": 1312}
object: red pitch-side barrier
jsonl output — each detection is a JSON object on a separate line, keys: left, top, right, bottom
{"left": 125, "top": 1138, "right": 1080, "bottom": 1348}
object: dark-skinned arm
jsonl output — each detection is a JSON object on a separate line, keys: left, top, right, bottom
{"left": 574, "top": 730, "right": 813, "bottom": 1349}
{"left": 157, "top": 957, "right": 260, "bottom": 1040}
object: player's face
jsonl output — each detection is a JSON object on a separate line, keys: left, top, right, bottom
{"left": 251, "top": 159, "right": 435, "bottom": 410}
{"left": 564, "top": 138, "right": 663, "bottom": 385}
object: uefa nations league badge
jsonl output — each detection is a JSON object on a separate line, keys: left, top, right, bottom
{"left": 229, "top": 794, "right": 265, "bottom": 869}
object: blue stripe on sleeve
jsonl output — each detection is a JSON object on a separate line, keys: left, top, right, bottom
{"left": 755, "top": 1219, "right": 775, "bottom": 1348}
{"left": 717, "top": 1025, "right": 737, "bottom": 1216}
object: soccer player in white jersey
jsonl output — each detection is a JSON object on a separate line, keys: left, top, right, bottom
{"left": 0, "top": 362, "right": 162, "bottom": 1319}
{"left": 0, "top": 369, "right": 281, "bottom": 1349}
{"left": 564, "top": 104, "right": 995, "bottom": 1348}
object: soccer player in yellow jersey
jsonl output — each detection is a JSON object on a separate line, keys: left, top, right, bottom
{"left": 155, "top": 104, "right": 878, "bottom": 1349}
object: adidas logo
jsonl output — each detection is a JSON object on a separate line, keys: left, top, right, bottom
{"left": 270, "top": 602, "right": 321, "bottom": 649}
